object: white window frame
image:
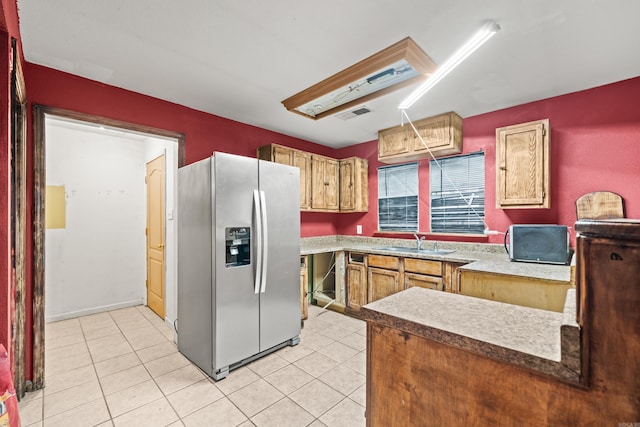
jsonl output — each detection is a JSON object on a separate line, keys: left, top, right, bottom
{"left": 429, "top": 152, "right": 485, "bottom": 234}
{"left": 378, "top": 162, "right": 419, "bottom": 232}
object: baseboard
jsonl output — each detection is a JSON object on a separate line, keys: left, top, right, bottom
{"left": 45, "top": 299, "right": 145, "bottom": 323}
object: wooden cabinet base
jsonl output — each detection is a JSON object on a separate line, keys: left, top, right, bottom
{"left": 459, "top": 270, "right": 571, "bottom": 312}
{"left": 366, "top": 321, "right": 635, "bottom": 426}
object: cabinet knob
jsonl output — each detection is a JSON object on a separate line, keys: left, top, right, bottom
{"left": 499, "top": 166, "right": 507, "bottom": 171}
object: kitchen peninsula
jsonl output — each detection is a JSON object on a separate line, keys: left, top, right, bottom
{"left": 360, "top": 219, "right": 640, "bottom": 425}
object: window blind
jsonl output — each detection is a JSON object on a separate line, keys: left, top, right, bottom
{"left": 430, "top": 152, "right": 485, "bottom": 234}
{"left": 378, "top": 163, "right": 418, "bottom": 232}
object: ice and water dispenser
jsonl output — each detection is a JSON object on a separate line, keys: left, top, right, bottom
{"left": 225, "top": 227, "right": 250, "bottom": 267}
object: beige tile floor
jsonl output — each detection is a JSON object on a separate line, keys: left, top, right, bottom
{"left": 18, "top": 304, "right": 367, "bottom": 427}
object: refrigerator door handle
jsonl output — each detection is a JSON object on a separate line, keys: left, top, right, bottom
{"left": 253, "top": 189, "right": 262, "bottom": 294}
{"left": 259, "top": 190, "right": 268, "bottom": 293}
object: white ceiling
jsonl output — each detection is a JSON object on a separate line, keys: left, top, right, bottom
{"left": 17, "top": 0, "right": 640, "bottom": 148}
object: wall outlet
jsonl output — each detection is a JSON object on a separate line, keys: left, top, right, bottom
{"left": 356, "top": 225, "right": 363, "bottom": 235}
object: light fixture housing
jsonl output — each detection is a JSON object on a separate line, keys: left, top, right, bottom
{"left": 398, "top": 21, "right": 501, "bottom": 110}
{"left": 282, "top": 37, "right": 437, "bottom": 120}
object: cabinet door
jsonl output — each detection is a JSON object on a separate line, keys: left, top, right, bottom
{"left": 412, "top": 113, "right": 451, "bottom": 152}
{"left": 293, "top": 151, "right": 311, "bottom": 209}
{"left": 325, "top": 158, "right": 339, "bottom": 210}
{"left": 339, "top": 157, "right": 368, "bottom": 212}
{"left": 346, "top": 264, "right": 367, "bottom": 310}
{"left": 404, "top": 272, "right": 443, "bottom": 291}
{"left": 496, "top": 119, "right": 550, "bottom": 208}
{"left": 272, "top": 145, "right": 293, "bottom": 165}
{"left": 311, "top": 155, "right": 327, "bottom": 209}
{"left": 339, "top": 159, "right": 355, "bottom": 211}
{"left": 368, "top": 267, "right": 402, "bottom": 303}
{"left": 378, "top": 126, "right": 410, "bottom": 158}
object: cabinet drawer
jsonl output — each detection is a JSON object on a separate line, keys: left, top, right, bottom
{"left": 404, "top": 258, "right": 442, "bottom": 276}
{"left": 368, "top": 254, "right": 400, "bottom": 270}
{"left": 405, "top": 272, "right": 443, "bottom": 291}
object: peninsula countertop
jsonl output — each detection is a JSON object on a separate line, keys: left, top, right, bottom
{"left": 300, "top": 235, "right": 571, "bottom": 283}
{"left": 360, "top": 286, "right": 580, "bottom": 381}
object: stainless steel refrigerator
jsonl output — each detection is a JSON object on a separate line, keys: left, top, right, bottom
{"left": 177, "top": 152, "right": 301, "bottom": 380}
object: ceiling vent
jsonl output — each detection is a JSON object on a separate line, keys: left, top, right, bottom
{"left": 335, "top": 106, "right": 373, "bottom": 121}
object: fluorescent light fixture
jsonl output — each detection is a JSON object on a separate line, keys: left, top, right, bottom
{"left": 398, "top": 21, "right": 500, "bottom": 110}
{"left": 282, "top": 38, "right": 437, "bottom": 120}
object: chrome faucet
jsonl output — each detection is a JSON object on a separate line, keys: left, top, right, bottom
{"left": 433, "top": 240, "right": 439, "bottom": 251}
{"left": 413, "top": 233, "right": 425, "bottom": 250}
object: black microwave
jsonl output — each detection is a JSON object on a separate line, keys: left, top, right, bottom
{"left": 507, "top": 225, "right": 571, "bottom": 265}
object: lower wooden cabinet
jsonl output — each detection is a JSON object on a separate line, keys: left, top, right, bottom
{"left": 458, "top": 269, "right": 571, "bottom": 312}
{"left": 368, "top": 267, "right": 402, "bottom": 303}
{"left": 346, "top": 264, "right": 367, "bottom": 310}
{"left": 343, "top": 251, "right": 468, "bottom": 317}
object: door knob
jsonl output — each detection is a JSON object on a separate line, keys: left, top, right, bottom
{"left": 156, "top": 243, "right": 165, "bottom": 249}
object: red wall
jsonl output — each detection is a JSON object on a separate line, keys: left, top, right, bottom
{"left": 337, "top": 76, "right": 640, "bottom": 245}
{"left": 24, "top": 64, "right": 341, "bottom": 238}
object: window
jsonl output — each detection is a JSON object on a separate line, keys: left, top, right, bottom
{"left": 430, "top": 152, "right": 485, "bottom": 234}
{"left": 378, "top": 163, "right": 418, "bottom": 232}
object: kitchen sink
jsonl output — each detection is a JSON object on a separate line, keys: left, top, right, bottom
{"left": 379, "top": 246, "right": 455, "bottom": 255}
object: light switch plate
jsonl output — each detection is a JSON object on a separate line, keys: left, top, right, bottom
{"left": 356, "top": 225, "right": 362, "bottom": 235}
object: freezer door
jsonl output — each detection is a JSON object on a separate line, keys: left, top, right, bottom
{"left": 258, "top": 160, "right": 301, "bottom": 351}
{"left": 213, "top": 153, "right": 260, "bottom": 370}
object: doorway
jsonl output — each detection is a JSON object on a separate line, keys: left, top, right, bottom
{"left": 32, "top": 105, "right": 185, "bottom": 389}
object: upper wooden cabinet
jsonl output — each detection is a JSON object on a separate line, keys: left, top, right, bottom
{"left": 257, "top": 143, "right": 311, "bottom": 209}
{"left": 311, "top": 155, "right": 339, "bottom": 211}
{"left": 496, "top": 119, "right": 550, "bottom": 209}
{"left": 258, "top": 143, "right": 368, "bottom": 213}
{"left": 378, "top": 111, "right": 463, "bottom": 163}
{"left": 339, "top": 157, "right": 368, "bottom": 212}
